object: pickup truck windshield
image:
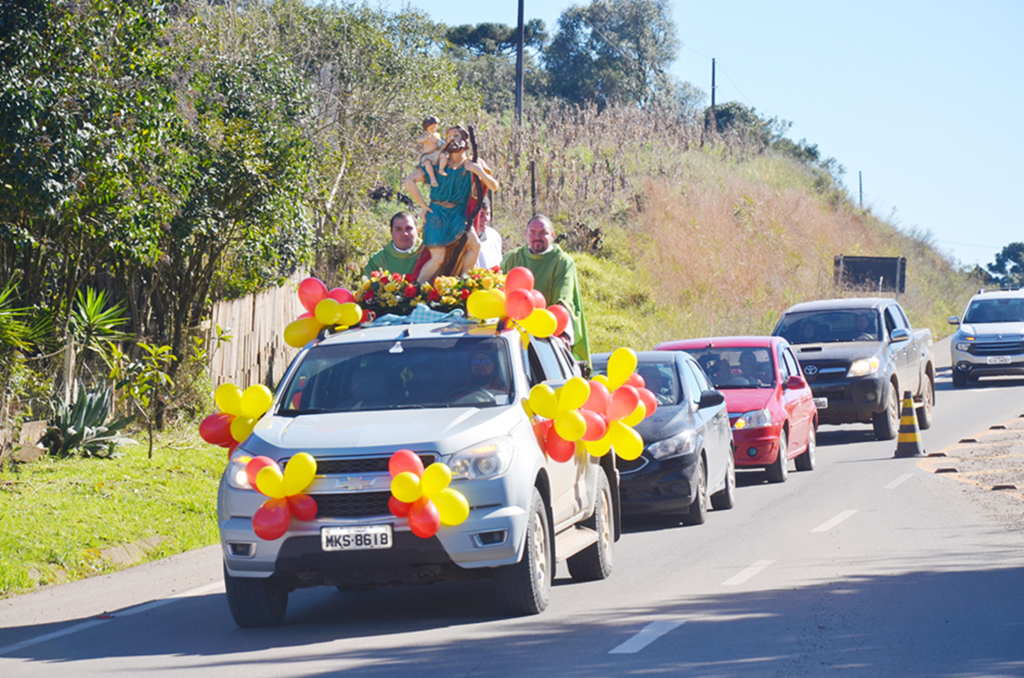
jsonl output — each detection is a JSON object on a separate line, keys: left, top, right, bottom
{"left": 279, "top": 336, "right": 513, "bottom": 413}
{"left": 775, "top": 310, "right": 881, "bottom": 345}
{"left": 964, "top": 299, "right": 1024, "bottom": 324}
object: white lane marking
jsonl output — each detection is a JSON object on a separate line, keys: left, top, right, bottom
{"left": 0, "top": 580, "right": 223, "bottom": 657}
{"left": 609, "top": 620, "right": 686, "bottom": 654}
{"left": 721, "top": 559, "right": 775, "bottom": 587}
{"left": 885, "top": 473, "right": 915, "bottom": 490}
{"left": 811, "top": 509, "right": 859, "bottom": 533}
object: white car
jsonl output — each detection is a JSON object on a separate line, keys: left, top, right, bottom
{"left": 948, "top": 289, "right": 1024, "bottom": 388}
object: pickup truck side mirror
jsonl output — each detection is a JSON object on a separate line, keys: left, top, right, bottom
{"left": 947, "top": 316, "right": 960, "bottom": 325}
{"left": 698, "top": 389, "right": 725, "bottom": 409}
{"left": 785, "top": 375, "right": 807, "bottom": 390}
{"left": 890, "top": 328, "right": 911, "bottom": 343}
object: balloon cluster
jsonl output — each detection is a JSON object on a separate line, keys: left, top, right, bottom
{"left": 243, "top": 453, "right": 318, "bottom": 540}
{"left": 527, "top": 348, "right": 658, "bottom": 462}
{"left": 284, "top": 277, "right": 365, "bottom": 348}
{"left": 199, "top": 383, "right": 274, "bottom": 453}
{"left": 466, "top": 267, "right": 570, "bottom": 341}
{"left": 388, "top": 450, "right": 470, "bottom": 539}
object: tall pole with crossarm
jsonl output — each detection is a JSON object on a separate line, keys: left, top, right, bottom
{"left": 515, "top": 0, "right": 524, "bottom": 125}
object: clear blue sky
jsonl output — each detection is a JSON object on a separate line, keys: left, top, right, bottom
{"left": 383, "top": 0, "right": 1023, "bottom": 270}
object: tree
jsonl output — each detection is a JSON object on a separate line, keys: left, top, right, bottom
{"left": 446, "top": 20, "right": 546, "bottom": 56}
{"left": 545, "top": 0, "right": 679, "bottom": 109}
{"left": 987, "top": 242, "right": 1024, "bottom": 288}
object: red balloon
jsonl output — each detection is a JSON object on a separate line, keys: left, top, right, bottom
{"left": 252, "top": 498, "right": 290, "bottom": 540}
{"left": 245, "top": 456, "right": 277, "bottom": 494}
{"left": 389, "top": 496, "right": 413, "bottom": 517}
{"left": 360, "top": 309, "right": 373, "bottom": 324}
{"left": 638, "top": 388, "right": 658, "bottom": 418}
{"left": 298, "top": 278, "right": 329, "bottom": 314}
{"left": 529, "top": 289, "right": 547, "bottom": 308}
{"left": 607, "top": 386, "right": 640, "bottom": 421}
{"left": 505, "top": 288, "right": 536, "bottom": 321}
{"left": 545, "top": 427, "right": 576, "bottom": 463}
{"left": 505, "top": 266, "right": 535, "bottom": 293}
{"left": 582, "top": 381, "right": 610, "bottom": 415}
{"left": 533, "top": 418, "right": 554, "bottom": 447}
{"left": 547, "top": 304, "right": 570, "bottom": 336}
{"left": 580, "top": 409, "right": 609, "bottom": 442}
{"left": 389, "top": 449, "right": 424, "bottom": 478}
{"left": 408, "top": 498, "right": 441, "bottom": 538}
{"left": 199, "top": 413, "right": 234, "bottom": 446}
{"left": 625, "top": 373, "right": 645, "bottom": 389}
{"left": 287, "top": 494, "right": 318, "bottom": 522}
{"left": 297, "top": 311, "right": 313, "bottom": 320}
{"left": 328, "top": 287, "right": 355, "bottom": 304}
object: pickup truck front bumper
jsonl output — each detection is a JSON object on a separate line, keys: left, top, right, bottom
{"left": 809, "top": 376, "right": 889, "bottom": 425}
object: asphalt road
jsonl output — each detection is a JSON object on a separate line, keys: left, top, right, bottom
{"left": 2, "top": 338, "right": 1024, "bottom": 677}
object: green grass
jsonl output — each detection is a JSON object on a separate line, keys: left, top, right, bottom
{"left": 0, "top": 429, "right": 226, "bottom": 597}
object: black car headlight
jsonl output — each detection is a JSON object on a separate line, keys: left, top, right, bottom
{"left": 646, "top": 430, "right": 697, "bottom": 460}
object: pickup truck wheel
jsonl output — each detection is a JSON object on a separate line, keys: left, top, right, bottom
{"left": 710, "top": 452, "right": 736, "bottom": 510}
{"left": 872, "top": 383, "right": 900, "bottom": 441}
{"left": 680, "top": 456, "right": 708, "bottom": 525}
{"left": 795, "top": 426, "right": 816, "bottom": 472}
{"left": 916, "top": 373, "right": 935, "bottom": 430}
{"left": 567, "top": 468, "right": 614, "bottom": 581}
{"left": 766, "top": 430, "right": 789, "bottom": 483}
{"left": 494, "top": 488, "right": 551, "bottom": 615}
{"left": 952, "top": 370, "right": 968, "bottom": 389}
{"left": 223, "top": 566, "right": 288, "bottom": 628}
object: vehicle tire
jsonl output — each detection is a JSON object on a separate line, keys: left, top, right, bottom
{"left": 494, "top": 488, "right": 551, "bottom": 615}
{"left": 567, "top": 468, "right": 614, "bottom": 581}
{"left": 223, "top": 566, "right": 288, "bottom": 628}
{"left": 710, "top": 451, "right": 736, "bottom": 510}
{"left": 795, "top": 426, "right": 816, "bottom": 472}
{"left": 872, "top": 382, "right": 900, "bottom": 441}
{"left": 952, "top": 369, "right": 968, "bottom": 389}
{"left": 916, "top": 373, "right": 935, "bottom": 430}
{"left": 681, "top": 456, "right": 708, "bottom": 526}
{"left": 766, "top": 430, "right": 789, "bottom": 483}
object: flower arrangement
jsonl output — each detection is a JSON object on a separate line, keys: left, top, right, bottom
{"left": 355, "top": 266, "right": 506, "bottom": 316}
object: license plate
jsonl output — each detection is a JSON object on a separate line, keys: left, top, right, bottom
{"left": 321, "top": 525, "right": 393, "bottom": 552}
{"left": 813, "top": 397, "right": 828, "bottom": 409}
{"left": 987, "top": 356, "right": 1012, "bottom": 365}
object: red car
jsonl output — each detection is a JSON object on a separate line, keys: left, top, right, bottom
{"left": 655, "top": 336, "right": 817, "bottom": 483}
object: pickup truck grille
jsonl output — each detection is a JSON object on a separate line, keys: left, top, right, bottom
{"left": 282, "top": 453, "right": 438, "bottom": 474}
{"left": 969, "top": 341, "right": 1024, "bottom": 356}
{"left": 313, "top": 491, "right": 392, "bottom": 518}
{"left": 796, "top": 360, "right": 850, "bottom": 383}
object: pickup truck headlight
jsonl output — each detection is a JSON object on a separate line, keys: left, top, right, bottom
{"left": 647, "top": 429, "right": 697, "bottom": 460}
{"left": 450, "top": 436, "right": 513, "bottom": 480}
{"left": 225, "top": 451, "right": 258, "bottom": 490}
{"left": 847, "top": 357, "right": 881, "bottom": 378}
{"left": 955, "top": 341, "right": 972, "bottom": 351}
{"left": 733, "top": 409, "right": 772, "bottom": 430}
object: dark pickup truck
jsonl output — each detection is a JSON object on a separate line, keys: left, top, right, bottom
{"left": 772, "top": 298, "right": 935, "bottom": 440}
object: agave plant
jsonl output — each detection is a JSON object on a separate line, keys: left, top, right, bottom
{"left": 42, "top": 383, "right": 136, "bottom": 458}
{"left": 69, "top": 288, "right": 131, "bottom": 376}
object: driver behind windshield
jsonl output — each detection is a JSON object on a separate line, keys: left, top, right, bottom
{"left": 466, "top": 351, "right": 505, "bottom": 391}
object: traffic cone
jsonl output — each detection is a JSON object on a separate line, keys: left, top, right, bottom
{"left": 894, "top": 390, "right": 925, "bottom": 458}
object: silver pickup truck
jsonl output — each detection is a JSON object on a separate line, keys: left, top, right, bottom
{"left": 772, "top": 298, "right": 935, "bottom": 440}
{"left": 218, "top": 319, "right": 618, "bottom": 627}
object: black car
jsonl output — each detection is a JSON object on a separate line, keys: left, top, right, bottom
{"left": 592, "top": 351, "right": 735, "bottom": 525}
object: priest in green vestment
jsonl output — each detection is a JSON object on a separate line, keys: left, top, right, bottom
{"left": 502, "top": 215, "right": 590, "bottom": 363}
{"left": 363, "top": 211, "right": 421, "bottom": 278}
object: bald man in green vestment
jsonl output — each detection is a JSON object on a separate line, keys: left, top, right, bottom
{"left": 363, "top": 211, "right": 422, "bottom": 278}
{"left": 501, "top": 215, "right": 590, "bottom": 363}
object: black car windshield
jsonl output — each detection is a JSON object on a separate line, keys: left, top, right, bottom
{"left": 775, "top": 310, "right": 880, "bottom": 344}
{"left": 964, "top": 298, "right": 1024, "bottom": 324}
{"left": 684, "top": 347, "right": 775, "bottom": 389}
{"left": 278, "top": 336, "right": 513, "bottom": 413}
{"left": 591, "top": 359, "right": 683, "bottom": 405}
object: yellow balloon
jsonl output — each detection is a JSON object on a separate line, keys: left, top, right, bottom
{"left": 622, "top": 402, "right": 647, "bottom": 427}
{"left": 284, "top": 317, "right": 323, "bottom": 348}
{"left": 391, "top": 471, "right": 422, "bottom": 503}
{"left": 559, "top": 376, "right": 591, "bottom": 412}
{"left": 609, "top": 421, "right": 644, "bottom": 461}
{"left": 229, "top": 416, "right": 255, "bottom": 443}
{"left": 240, "top": 384, "right": 273, "bottom": 419}
{"left": 421, "top": 463, "right": 452, "bottom": 498}
{"left": 607, "top": 347, "right": 638, "bottom": 390}
{"left": 467, "top": 290, "right": 507, "bottom": 320}
{"left": 585, "top": 435, "right": 613, "bottom": 457}
{"left": 215, "top": 383, "right": 243, "bottom": 416}
{"left": 554, "top": 410, "right": 587, "bottom": 442}
{"left": 434, "top": 488, "right": 470, "bottom": 526}
{"left": 519, "top": 308, "right": 557, "bottom": 338}
{"left": 521, "top": 398, "right": 535, "bottom": 419}
{"left": 283, "top": 452, "right": 317, "bottom": 496}
{"left": 338, "top": 302, "right": 362, "bottom": 327}
{"left": 314, "top": 298, "right": 342, "bottom": 325}
{"left": 529, "top": 384, "right": 560, "bottom": 419}
{"left": 256, "top": 465, "right": 286, "bottom": 499}
{"left": 592, "top": 374, "right": 610, "bottom": 387}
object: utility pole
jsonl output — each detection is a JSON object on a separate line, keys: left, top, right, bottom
{"left": 515, "top": 0, "right": 524, "bottom": 126}
{"left": 859, "top": 171, "right": 863, "bottom": 208}
{"left": 709, "top": 58, "right": 717, "bottom": 135}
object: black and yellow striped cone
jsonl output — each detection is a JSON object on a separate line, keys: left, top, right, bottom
{"left": 894, "top": 390, "right": 925, "bottom": 458}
